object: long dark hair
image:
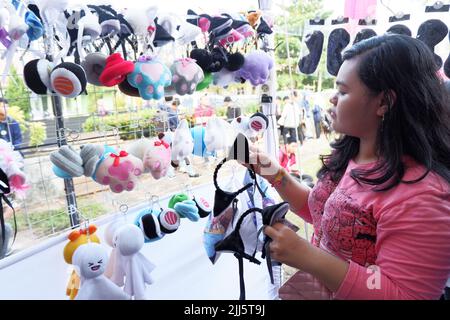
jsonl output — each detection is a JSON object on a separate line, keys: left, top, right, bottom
{"left": 318, "top": 34, "right": 450, "bottom": 190}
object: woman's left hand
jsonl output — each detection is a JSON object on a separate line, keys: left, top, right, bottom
{"left": 264, "top": 222, "right": 311, "bottom": 270}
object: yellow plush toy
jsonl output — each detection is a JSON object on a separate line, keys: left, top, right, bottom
{"left": 63, "top": 225, "right": 100, "bottom": 299}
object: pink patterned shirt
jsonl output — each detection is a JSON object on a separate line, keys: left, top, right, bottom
{"left": 296, "top": 157, "right": 450, "bottom": 299}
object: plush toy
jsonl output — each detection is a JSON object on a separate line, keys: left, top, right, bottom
{"left": 23, "top": 58, "right": 53, "bottom": 94}
{"left": 80, "top": 144, "right": 144, "bottom": 193}
{"left": 196, "top": 72, "right": 212, "bottom": 91}
{"left": 72, "top": 243, "right": 130, "bottom": 300}
{"left": 127, "top": 56, "right": 172, "bottom": 100}
{"left": 237, "top": 50, "right": 273, "bottom": 86}
{"left": 174, "top": 200, "right": 200, "bottom": 222}
{"left": 81, "top": 52, "right": 107, "bottom": 86}
{"left": 135, "top": 208, "right": 180, "bottom": 242}
{"left": 51, "top": 144, "right": 144, "bottom": 193}
{"left": 99, "top": 53, "right": 134, "bottom": 87}
{"left": 63, "top": 225, "right": 100, "bottom": 300}
{"left": 212, "top": 68, "right": 237, "bottom": 88}
{"left": 50, "top": 145, "right": 84, "bottom": 178}
{"left": 111, "top": 224, "right": 156, "bottom": 300}
{"left": 169, "top": 192, "right": 211, "bottom": 219}
{"left": 50, "top": 62, "right": 87, "bottom": 98}
{"left": 171, "top": 119, "right": 194, "bottom": 163}
{"left": 127, "top": 134, "right": 171, "bottom": 180}
{"left": 104, "top": 219, "right": 126, "bottom": 286}
{"left": 231, "top": 113, "right": 268, "bottom": 141}
{"left": 167, "top": 58, "right": 204, "bottom": 96}
{"left": 225, "top": 52, "right": 245, "bottom": 72}
{"left": 0, "top": 139, "right": 28, "bottom": 197}
{"left": 204, "top": 117, "right": 235, "bottom": 153}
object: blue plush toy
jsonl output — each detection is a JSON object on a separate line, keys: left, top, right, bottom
{"left": 127, "top": 56, "right": 172, "bottom": 100}
{"left": 190, "top": 125, "right": 215, "bottom": 158}
{"left": 174, "top": 200, "right": 200, "bottom": 222}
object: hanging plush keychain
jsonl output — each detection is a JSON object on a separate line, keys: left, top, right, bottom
{"left": 127, "top": 133, "right": 171, "bottom": 180}
{"left": 63, "top": 224, "right": 100, "bottom": 300}
{"left": 166, "top": 58, "right": 204, "bottom": 96}
{"left": 72, "top": 242, "right": 130, "bottom": 300}
{"left": 135, "top": 206, "right": 181, "bottom": 243}
{"left": 237, "top": 50, "right": 273, "bottom": 86}
{"left": 0, "top": 139, "right": 28, "bottom": 197}
{"left": 50, "top": 144, "right": 144, "bottom": 193}
{"left": 204, "top": 117, "right": 235, "bottom": 154}
{"left": 107, "top": 224, "right": 155, "bottom": 300}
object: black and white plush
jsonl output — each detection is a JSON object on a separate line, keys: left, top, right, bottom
{"left": 50, "top": 62, "right": 87, "bottom": 98}
{"left": 81, "top": 52, "right": 107, "bottom": 86}
{"left": 327, "top": 28, "right": 350, "bottom": 76}
{"left": 416, "top": 19, "right": 448, "bottom": 69}
{"left": 298, "top": 30, "right": 324, "bottom": 75}
{"left": 23, "top": 59, "right": 52, "bottom": 94}
{"left": 248, "top": 112, "right": 269, "bottom": 134}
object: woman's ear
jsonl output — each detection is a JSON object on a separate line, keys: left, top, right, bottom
{"left": 377, "top": 90, "right": 397, "bottom": 117}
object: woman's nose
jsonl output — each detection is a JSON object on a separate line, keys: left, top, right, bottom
{"left": 329, "top": 94, "right": 337, "bottom": 106}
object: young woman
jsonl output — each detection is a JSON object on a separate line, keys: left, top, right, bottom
{"left": 246, "top": 34, "right": 450, "bottom": 299}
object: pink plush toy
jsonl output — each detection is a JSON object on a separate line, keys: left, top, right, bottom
{"left": 127, "top": 134, "right": 171, "bottom": 180}
{"left": 80, "top": 144, "right": 144, "bottom": 193}
{"left": 0, "top": 139, "right": 28, "bottom": 197}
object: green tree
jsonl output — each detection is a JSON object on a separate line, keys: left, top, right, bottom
{"left": 4, "top": 67, "right": 32, "bottom": 120}
{"left": 275, "top": 0, "right": 333, "bottom": 92}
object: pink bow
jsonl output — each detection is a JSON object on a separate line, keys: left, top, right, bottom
{"left": 110, "top": 151, "right": 129, "bottom": 167}
{"left": 154, "top": 140, "right": 169, "bottom": 149}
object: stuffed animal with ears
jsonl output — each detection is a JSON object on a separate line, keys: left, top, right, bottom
{"left": 50, "top": 144, "right": 144, "bottom": 193}
{"left": 171, "top": 119, "right": 194, "bottom": 164}
{"left": 63, "top": 225, "right": 100, "bottom": 300}
{"left": 166, "top": 58, "right": 204, "bottom": 96}
{"left": 0, "top": 139, "right": 28, "bottom": 197}
{"left": 105, "top": 224, "right": 155, "bottom": 300}
{"left": 127, "top": 55, "right": 172, "bottom": 100}
{"left": 72, "top": 242, "right": 130, "bottom": 300}
{"left": 127, "top": 134, "right": 171, "bottom": 180}
{"left": 237, "top": 50, "right": 274, "bottom": 86}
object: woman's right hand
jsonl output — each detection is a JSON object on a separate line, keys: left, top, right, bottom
{"left": 241, "top": 145, "right": 282, "bottom": 183}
